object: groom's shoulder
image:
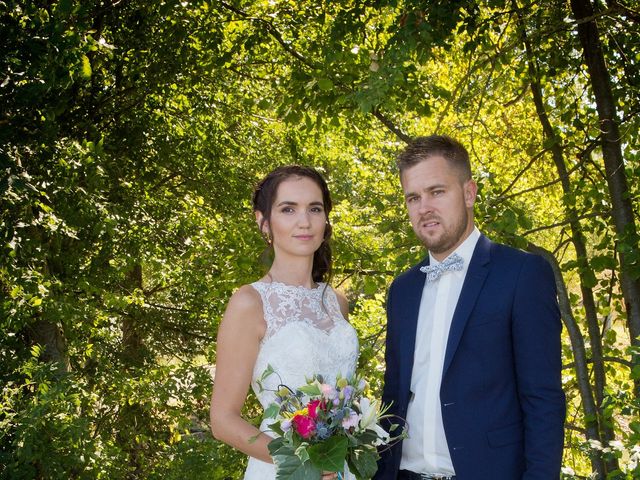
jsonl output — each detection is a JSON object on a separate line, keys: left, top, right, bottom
{"left": 483, "top": 235, "right": 545, "bottom": 267}
{"left": 489, "top": 238, "right": 525, "bottom": 258}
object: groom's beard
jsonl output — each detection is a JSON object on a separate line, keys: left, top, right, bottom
{"left": 416, "top": 209, "right": 469, "bottom": 256}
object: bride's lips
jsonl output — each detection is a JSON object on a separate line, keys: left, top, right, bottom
{"left": 294, "top": 235, "right": 314, "bottom": 240}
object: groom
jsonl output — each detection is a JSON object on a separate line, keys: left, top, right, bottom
{"left": 375, "top": 135, "right": 565, "bottom": 480}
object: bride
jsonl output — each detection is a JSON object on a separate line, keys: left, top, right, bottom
{"left": 210, "top": 165, "right": 359, "bottom": 480}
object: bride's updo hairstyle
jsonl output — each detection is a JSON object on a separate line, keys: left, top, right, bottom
{"left": 252, "top": 165, "right": 333, "bottom": 283}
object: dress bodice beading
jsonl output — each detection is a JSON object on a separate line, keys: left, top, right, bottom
{"left": 249, "top": 281, "right": 359, "bottom": 409}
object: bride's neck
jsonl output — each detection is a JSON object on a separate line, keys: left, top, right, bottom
{"left": 268, "top": 258, "right": 315, "bottom": 288}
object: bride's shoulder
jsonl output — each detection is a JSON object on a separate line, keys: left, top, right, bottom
{"left": 225, "top": 284, "right": 263, "bottom": 316}
{"left": 329, "top": 286, "right": 349, "bottom": 321}
{"left": 221, "top": 284, "right": 266, "bottom": 336}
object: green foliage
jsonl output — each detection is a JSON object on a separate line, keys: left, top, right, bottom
{"left": 147, "top": 436, "right": 245, "bottom": 480}
{"left": 1, "top": 0, "right": 638, "bottom": 478}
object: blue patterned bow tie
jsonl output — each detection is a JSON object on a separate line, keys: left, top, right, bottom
{"left": 420, "top": 253, "right": 464, "bottom": 282}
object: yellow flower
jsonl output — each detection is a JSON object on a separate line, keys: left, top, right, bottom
{"left": 293, "top": 407, "right": 309, "bottom": 417}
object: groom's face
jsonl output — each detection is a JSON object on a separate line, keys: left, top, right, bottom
{"left": 401, "top": 156, "right": 477, "bottom": 261}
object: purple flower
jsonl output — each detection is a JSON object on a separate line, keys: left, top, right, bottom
{"left": 281, "top": 419, "right": 292, "bottom": 432}
{"left": 342, "top": 385, "right": 354, "bottom": 402}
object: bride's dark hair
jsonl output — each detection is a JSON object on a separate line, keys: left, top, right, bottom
{"left": 252, "top": 165, "right": 333, "bottom": 283}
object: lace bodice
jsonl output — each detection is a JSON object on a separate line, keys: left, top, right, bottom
{"left": 249, "top": 280, "right": 359, "bottom": 408}
{"left": 244, "top": 280, "right": 360, "bottom": 479}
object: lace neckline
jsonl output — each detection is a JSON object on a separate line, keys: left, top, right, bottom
{"left": 255, "top": 279, "right": 325, "bottom": 292}
{"left": 251, "top": 280, "right": 339, "bottom": 339}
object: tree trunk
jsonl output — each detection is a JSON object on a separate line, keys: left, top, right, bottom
{"left": 570, "top": 0, "right": 640, "bottom": 397}
{"left": 121, "top": 262, "right": 145, "bottom": 367}
{"left": 118, "top": 261, "right": 147, "bottom": 477}
{"left": 515, "top": 4, "right": 616, "bottom": 473}
{"left": 24, "top": 222, "right": 70, "bottom": 374}
{"left": 528, "top": 243, "right": 605, "bottom": 478}
{"left": 28, "top": 319, "right": 69, "bottom": 374}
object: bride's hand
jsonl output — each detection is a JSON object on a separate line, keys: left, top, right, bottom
{"left": 321, "top": 472, "right": 339, "bottom": 480}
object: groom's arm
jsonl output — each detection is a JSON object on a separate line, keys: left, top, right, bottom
{"left": 381, "top": 281, "right": 399, "bottom": 418}
{"left": 375, "top": 282, "right": 401, "bottom": 480}
{"left": 513, "top": 253, "right": 566, "bottom": 479}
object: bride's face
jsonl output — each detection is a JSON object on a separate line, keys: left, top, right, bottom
{"left": 260, "top": 176, "right": 327, "bottom": 258}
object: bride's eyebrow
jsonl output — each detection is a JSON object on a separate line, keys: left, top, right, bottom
{"left": 275, "top": 201, "right": 324, "bottom": 207}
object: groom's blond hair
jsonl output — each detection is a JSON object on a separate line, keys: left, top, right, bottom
{"left": 397, "top": 134, "right": 472, "bottom": 182}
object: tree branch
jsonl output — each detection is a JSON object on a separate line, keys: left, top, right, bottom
{"left": 520, "top": 211, "right": 607, "bottom": 236}
{"left": 371, "top": 108, "right": 411, "bottom": 144}
{"left": 563, "top": 355, "right": 634, "bottom": 370}
{"left": 219, "top": 1, "right": 318, "bottom": 70}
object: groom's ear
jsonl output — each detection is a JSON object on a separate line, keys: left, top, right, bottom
{"left": 464, "top": 179, "right": 478, "bottom": 208}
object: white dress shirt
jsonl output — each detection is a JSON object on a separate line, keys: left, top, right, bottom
{"left": 400, "top": 227, "right": 481, "bottom": 475}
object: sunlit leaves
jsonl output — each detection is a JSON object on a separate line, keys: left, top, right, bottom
{"left": 1, "top": 0, "right": 638, "bottom": 477}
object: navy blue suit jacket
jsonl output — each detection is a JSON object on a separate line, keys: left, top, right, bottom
{"left": 375, "top": 235, "right": 565, "bottom": 480}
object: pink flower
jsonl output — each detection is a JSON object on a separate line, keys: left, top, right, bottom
{"left": 307, "top": 399, "right": 322, "bottom": 420}
{"left": 292, "top": 414, "right": 316, "bottom": 439}
{"left": 320, "top": 383, "right": 336, "bottom": 400}
{"left": 342, "top": 409, "right": 360, "bottom": 430}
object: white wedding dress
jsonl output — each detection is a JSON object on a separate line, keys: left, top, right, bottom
{"left": 243, "top": 280, "right": 359, "bottom": 480}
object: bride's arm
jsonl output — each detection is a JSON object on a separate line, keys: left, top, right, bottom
{"left": 209, "top": 285, "right": 273, "bottom": 463}
{"left": 335, "top": 290, "right": 349, "bottom": 321}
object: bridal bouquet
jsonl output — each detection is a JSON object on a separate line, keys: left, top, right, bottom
{"left": 256, "top": 366, "right": 404, "bottom": 480}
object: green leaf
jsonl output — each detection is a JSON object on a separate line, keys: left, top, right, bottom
{"left": 317, "top": 78, "right": 334, "bottom": 91}
{"left": 264, "top": 403, "right": 281, "bottom": 419}
{"left": 268, "top": 436, "right": 287, "bottom": 456}
{"left": 363, "top": 277, "right": 377, "bottom": 295}
{"left": 257, "top": 364, "right": 276, "bottom": 391}
{"left": 29, "top": 296, "right": 43, "bottom": 307}
{"left": 590, "top": 255, "right": 616, "bottom": 272}
{"left": 350, "top": 429, "right": 378, "bottom": 447}
{"left": 269, "top": 439, "right": 321, "bottom": 480}
{"left": 270, "top": 422, "right": 285, "bottom": 437}
{"left": 581, "top": 269, "right": 598, "bottom": 289}
{"left": 347, "top": 446, "right": 379, "bottom": 479}
{"left": 55, "top": 0, "right": 73, "bottom": 14}
{"left": 30, "top": 345, "right": 42, "bottom": 358}
{"left": 308, "top": 435, "right": 348, "bottom": 472}
{"left": 81, "top": 55, "right": 92, "bottom": 79}
{"left": 294, "top": 444, "right": 310, "bottom": 464}
{"left": 298, "top": 384, "right": 321, "bottom": 396}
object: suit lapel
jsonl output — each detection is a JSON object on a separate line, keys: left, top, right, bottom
{"left": 442, "top": 235, "right": 491, "bottom": 377}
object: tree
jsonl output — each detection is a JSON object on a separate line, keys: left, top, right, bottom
{"left": 2, "top": 1, "right": 638, "bottom": 478}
